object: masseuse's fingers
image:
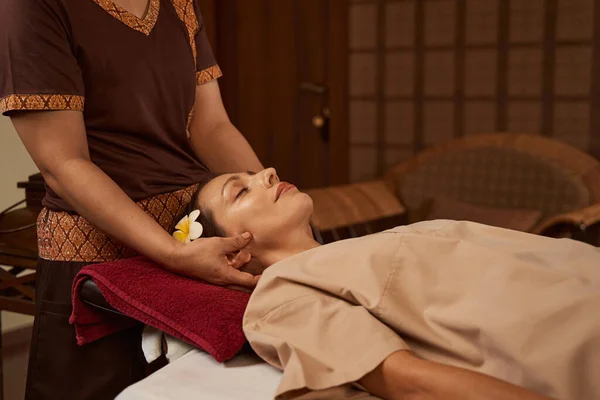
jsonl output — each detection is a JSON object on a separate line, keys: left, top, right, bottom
{"left": 228, "top": 250, "right": 252, "bottom": 269}
{"left": 223, "top": 268, "right": 260, "bottom": 288}
{"left": 220, "top": 232, "right": 253, "bottom": 253}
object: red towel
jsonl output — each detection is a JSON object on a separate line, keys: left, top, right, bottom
{"left": 70, "top": 256, "right": 250, "bottom": 362}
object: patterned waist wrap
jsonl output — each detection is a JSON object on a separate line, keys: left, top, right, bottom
{"left": 37, "top": 185, "right": 198, "bottom": 263}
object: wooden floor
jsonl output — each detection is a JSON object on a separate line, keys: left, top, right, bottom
{"left": 2, "top": 326, "right": 31, "bottom": 400}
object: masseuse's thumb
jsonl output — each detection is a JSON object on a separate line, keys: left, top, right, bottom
{"left": 221, "top": 232, "right": 252, "bottom": 252}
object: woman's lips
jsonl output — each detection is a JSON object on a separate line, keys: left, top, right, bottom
{"left": 276, "top": 182, "right": 296, "bottom": 201}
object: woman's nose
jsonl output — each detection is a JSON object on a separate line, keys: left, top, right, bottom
{"left": 263, "top": 168, "right": 279, "bottom": 188}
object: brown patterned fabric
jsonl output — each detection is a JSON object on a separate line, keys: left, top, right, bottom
{"left": 0, "top": 94, "right": 84, "bottom": 113}
{"left": 427, "top": 197, "right": 542, "bottom": 232}
{"left": 92, "top": 0, "right": 160, "bottom": 35}
{"left": 196, "top": 65, "right": 223, "bottom": 85}
{"left": 37, "top": 185, "right": 198, "bottom": 263}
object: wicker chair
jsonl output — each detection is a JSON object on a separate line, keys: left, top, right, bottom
{"left": 383, "top": 133, "right": 600, "bottom": 244}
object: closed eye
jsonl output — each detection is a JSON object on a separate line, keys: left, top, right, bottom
{"left": 236, "top": 187, "right": 248, "bottom": 200}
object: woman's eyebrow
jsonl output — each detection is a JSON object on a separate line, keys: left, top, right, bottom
{"left": 221, "top": 175, "right": 241, "bottom": 197}
{"left": 247, "top": 170, "right": 256, "bottom": 176}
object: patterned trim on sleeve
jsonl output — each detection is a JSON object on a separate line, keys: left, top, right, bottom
{"left": 196, "top": 65, "right": 223, "bottom": 85}
{"left": 1, "top": 94, "right": 85, "bottom": 113}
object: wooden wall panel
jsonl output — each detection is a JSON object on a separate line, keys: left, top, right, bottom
{"left": 329, "top": 0, "right": 350, "bottom": 185}
{"left": 265, "top": 0, "right": 296, "bottom": 182}
{"left": 235, "top": 0, "right": 270, "bottom": 163}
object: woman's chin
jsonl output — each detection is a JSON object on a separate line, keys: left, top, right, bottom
{"left": 278, "top": 191, "right": 313, "bottom": 211}
{"left": 295, "top": 191, "right": 314, "bottom": 208}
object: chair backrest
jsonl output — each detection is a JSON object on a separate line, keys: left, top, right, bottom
{"left": 305, "top": 180, "right": 406, "bottom": 244}
{"left": 384, "top": 133, "right": 600, "bottom": 218}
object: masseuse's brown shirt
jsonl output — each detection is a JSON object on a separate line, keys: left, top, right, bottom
{"left": 0, "top": 0, "right": 221, "bottom": 211}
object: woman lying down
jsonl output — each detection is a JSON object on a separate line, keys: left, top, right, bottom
{"left": 176, "top": 168, "right": 600, "bottom": 400}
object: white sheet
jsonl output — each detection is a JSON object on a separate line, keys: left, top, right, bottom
{"left": 116, "top": 349, "right": 282, "bottom": 400}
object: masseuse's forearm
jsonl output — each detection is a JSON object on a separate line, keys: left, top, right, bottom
{"left": 360, "top": 351, "right": 554, "bottom": 400}
{"left": 190, "top": 121, "right": 263, "bottom": 173}
{"left": 42, "top": 158, "right": 180, "bottom": 266}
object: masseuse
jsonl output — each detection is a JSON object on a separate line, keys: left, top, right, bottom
{"left": 0, "top": 0, "right": 263, "bottom": 398}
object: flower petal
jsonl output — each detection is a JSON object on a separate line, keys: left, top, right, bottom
{"left": 175, "top": 215, "right": 189, "bottom": 233}
{"left": 189, "top": 209, "right": 200, "bottom": 223}
{"left": 173, "top": 230, "right": 189, "bottom": 243}
{"left": 188, "top": 221, "right": 204, "bottom": 240}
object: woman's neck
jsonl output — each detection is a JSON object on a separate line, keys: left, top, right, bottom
{"left": 255, "top": 226, "right": 321, "bottom": 267}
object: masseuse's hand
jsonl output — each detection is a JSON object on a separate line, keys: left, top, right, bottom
{"left": 166, "top": 232, "right": 260, "bottom": 288}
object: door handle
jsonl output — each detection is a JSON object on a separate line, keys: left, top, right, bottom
{"left": 300, "top": 83, "right": 330, "bottom": 143}
{"left": 312, "top": 107, "right": 330, "bottom": 143}
{"left": 300, "top": 82, "right": 328, "bottom": 94}
{"left": 312, "top": 107, "right": 330, "bottom": 128}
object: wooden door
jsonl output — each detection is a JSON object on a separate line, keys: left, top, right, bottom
{"left": 208, "top": 0, "right": 349, "bottom": 189}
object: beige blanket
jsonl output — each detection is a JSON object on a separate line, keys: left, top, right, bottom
{"left": 243, "top": 220, "right": 600, "bottom": 400}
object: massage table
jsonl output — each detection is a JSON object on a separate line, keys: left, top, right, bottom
{"left": 116, "top": 347, "right": 282, "bottom": 400}
{"left": 81, "top": 280, "right": 282, "bottom": 399}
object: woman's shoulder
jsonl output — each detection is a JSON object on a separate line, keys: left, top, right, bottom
{"left": 259, "top": 220, "right": 459, "bottom": 281}
{"left": 307, "top": 220, "right": 459, "bottom": 254}
{"left": 263, "top": 228, "right": 406, "bottom": 277}
{"left": 245, "top": 228, "right": 412, "bottom": 326}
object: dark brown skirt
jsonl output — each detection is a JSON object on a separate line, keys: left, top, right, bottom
{"left": 25, "top": 258, "right": 146, "bottom": 400}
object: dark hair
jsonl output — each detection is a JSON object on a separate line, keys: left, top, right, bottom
{"left": 172, "top": 173, "right": 226, "bottom": 239}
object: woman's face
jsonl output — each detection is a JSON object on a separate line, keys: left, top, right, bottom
{"left": 197, "top": 168, "right": 314, "bottom": 246}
